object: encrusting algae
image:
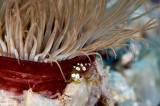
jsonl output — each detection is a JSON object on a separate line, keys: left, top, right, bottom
{"left": 0, "top": 0, "right": 159, "bottom": 105}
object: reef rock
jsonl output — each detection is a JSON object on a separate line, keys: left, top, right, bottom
{"left": 109, "top": 71, "right": 137, "bottom": 106}
{"left": 125, "top": 53, "right": 160, "bottom": 105}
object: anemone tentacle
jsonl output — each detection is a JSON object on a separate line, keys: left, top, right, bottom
{"left": 0, "top": 0, "right": 158, "bottom": 62}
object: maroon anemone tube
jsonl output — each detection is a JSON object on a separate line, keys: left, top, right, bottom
{"left": 0, "top": 55, "right": 95, "bottom": 98}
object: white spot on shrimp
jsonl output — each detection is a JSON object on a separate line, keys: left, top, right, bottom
{"left": 71, "top": 73, "right": 80, "bottom": 81}
{"left": 76, "top": 67, "right": 80, "bottom": 71}
{"left": 75, "top": 74, "right": 80, "bottom": 79}
{"left": 72, "top": 73, "right": 76, "bottom": 77}
{"left": 82, "top": 67, "right": 86, "bottom": 71}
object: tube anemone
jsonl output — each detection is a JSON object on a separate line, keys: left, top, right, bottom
{"left": 0, "top": 0, "right": 159, "bottom": 105}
